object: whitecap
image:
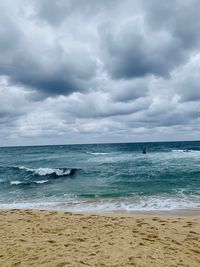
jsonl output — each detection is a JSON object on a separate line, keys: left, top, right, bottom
{"left": 17, "top": 166, "right": 71, "bottom": 176}
{"left": 90, "top": 152, "right": 110, "bottom": 155}
{"left": 34, "top": 167, "right": 70, "bottom": 176}
{"left": 33, "top": 180, "right": 49, "bottom": 184}
{"left": 18, "top": 166, "right": 33, "bottom": 171}
{"left": 10, "top": 181, "right": 23, "bottom": 185}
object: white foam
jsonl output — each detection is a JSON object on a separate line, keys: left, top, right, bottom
{"left": 10, "top": 181, "right": 22, "bottom": 185}
{"left": 33, "top": 180, "right": 49, "bottom": 184}
{"left": 90, "top": 152, "right": 110, "bottom": 155}
{"left": 0, "top": 195, "right": 199, "bottom": 212}
{"left": 34, "top": 167, "right": 70, "bottom": 176}
{"left": 172, "top": 149, "right": 186, "bottom": 152}
{"left": 18, "top": 166, "right": 70, "bottom": 176}
{"left": 172, "top": 149, "right": 200, "bottom": 154}
{"left": 9, "top": 179, "right": 49, "bottom": 185}
{"left": 67, "top": 196, "right": 200, "bottom": 212}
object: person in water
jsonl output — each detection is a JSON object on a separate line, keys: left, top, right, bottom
{"left": 143, "top": 148, "right": 147, "bottom": 154}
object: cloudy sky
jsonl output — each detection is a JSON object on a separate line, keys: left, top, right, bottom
{"left": 0, "top": 0, "right": 200, "bottom": 146}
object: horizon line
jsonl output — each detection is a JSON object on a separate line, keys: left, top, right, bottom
{"left": 0, "top": 139, "right": 200, "bottom": 148}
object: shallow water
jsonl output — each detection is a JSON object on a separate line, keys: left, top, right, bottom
{"left": 0, "top": 141, "right": 200, "bottom": 212}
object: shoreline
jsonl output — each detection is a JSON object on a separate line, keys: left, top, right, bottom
{"left": 85, "top": 208, "right": 200, "bottom": 217}
{"left": 0, "top": 209, "right": 200, "bottom": 266}
{"left": 1, "top": 207, "right": 200, "bottom": 216}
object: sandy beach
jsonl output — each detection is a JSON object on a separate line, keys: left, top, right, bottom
{"left": 0, "top": 210, "right": 199, "bottom": 267}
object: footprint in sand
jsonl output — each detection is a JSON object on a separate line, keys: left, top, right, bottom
{"left": 47, "top": 240, "right": 56, "bottom": 243}
{"left": 189, "top": 231, "right": 198, "bottom": 234}
{"left": 10, "top": 260, "right": 21, "bottom": 267}
{"left": 56, "top": 262, "right": 69, "bottom": 267}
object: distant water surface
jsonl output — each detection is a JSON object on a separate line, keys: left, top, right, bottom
{"left": 0, "top": 141, "right": 199, "bottom": 212}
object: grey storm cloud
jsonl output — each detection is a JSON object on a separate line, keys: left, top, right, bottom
{"left": 110, "top": 79, "right": 149, "bottom": 102}
{"left": 101, "top": 0, "right": 200, "bottom": 79}
{"left": 0, "top": 0, "right": 200, "bottom": 145}
{"left": 35, "top": 0, "right": 116, "bottom": 26}
{"left": 0, "top": 0, "right": 97, "bottom": 96}
{"left": 144, "top": 0, "right": 200, "bottom": 49}
{"left": 1, "top": 0, "right": 200, "bottom": 95}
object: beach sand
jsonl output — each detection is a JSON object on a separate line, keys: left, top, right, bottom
{"left": 0, "top": 210, "right": 200, "bottom": 267}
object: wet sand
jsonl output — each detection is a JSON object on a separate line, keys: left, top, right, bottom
{"left": 0, "top": 209, "right": 200, "bottom": 267}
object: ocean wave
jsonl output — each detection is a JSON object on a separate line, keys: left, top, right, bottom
{"left": 9, "top": 179, "right": 49, "bottom": 186}
{"left": 0, "top": 195, "right": 199, "bottom": 212}
{"left": 68, "top": 195, "right": 200, "bottom": 212}
{"left": 10, "top": 181, "right": 23, "bottom": 185}
{"left": 33, "top": 180, "right": 49, "bottom": 184}
{"left": 0, "top": 167, "right": 79, "bottom": 188}
{"left": 17, "top": 166, "right": 78, "bottom": 177}
{"left": 86, "top": 152, "right": 111, "bottom": 155}
{"left": 172, "top": 149, "right": 190, "bottom": 152}
{"left": 171, "top": 149, "right": 200, "bottom": 153}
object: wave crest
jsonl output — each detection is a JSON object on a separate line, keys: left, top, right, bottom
{"left": 18, "top": 166, "right": 78, "bottom": 177}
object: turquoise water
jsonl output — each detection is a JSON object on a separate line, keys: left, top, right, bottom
{"left": 0, "top": 141, "right": 200, "bottom": 212}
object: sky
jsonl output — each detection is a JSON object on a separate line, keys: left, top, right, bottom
{"left": 0, "top": 0, "right": 200, "bottom": 146}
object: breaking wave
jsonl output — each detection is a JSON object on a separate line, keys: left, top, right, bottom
{"left": 17, "top": 166, "right": 78, "bottom": 177}
{"left": 0, "top": 194, "right": 199, "bottom": 212}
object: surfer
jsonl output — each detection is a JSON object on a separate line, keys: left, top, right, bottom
{"left": 142, "top": 148, "right": 147, "bottom": 154}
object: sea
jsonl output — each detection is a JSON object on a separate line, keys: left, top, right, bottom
{"left": 0, "top": 141, "right": 200, "bottom": 213}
